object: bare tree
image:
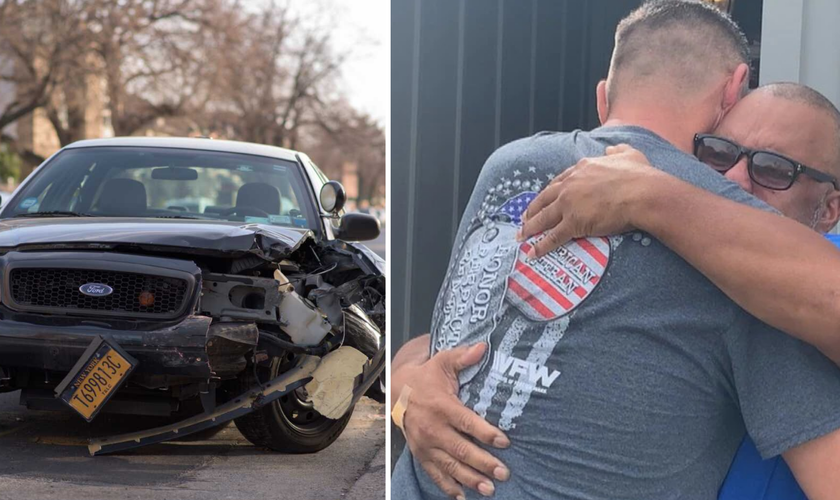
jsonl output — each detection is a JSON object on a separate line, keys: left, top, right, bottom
{"left": 197, "top": 0, "right": 347, "bottom": 148}
{"left": 0, "top": 0, "right": 89, "bottom": 131}
{"left": 0, "top": 0, "right": 384, "bottom": 205}
{"left": 83, "top": 0, "right": 214, "bottom": 137}
{"left": 43, "top": 59, "right": 94, "bottom": 146}
{"left": 353, "top": 116, "right": 386, "bottom": 204}
{"left": 303, "top": 105, "right": 386, "bottom": 205}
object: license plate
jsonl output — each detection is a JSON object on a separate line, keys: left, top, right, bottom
{"left": 55, "top": 337, "right": 137, "bottom": 422}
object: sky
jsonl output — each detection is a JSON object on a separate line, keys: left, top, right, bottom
{"left": 286, "top": 0, "right": 389, "bottom": 125}
{"left": 333, "top": 0, "right": 389, "bottom": 125}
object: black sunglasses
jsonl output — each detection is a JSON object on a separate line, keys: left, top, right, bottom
{"left": 693, "top": 134, "right": 839, "bottom": 191}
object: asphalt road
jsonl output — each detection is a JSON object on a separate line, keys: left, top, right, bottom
{"left": 0, "top": 391, "right": 385, "bottom": 500}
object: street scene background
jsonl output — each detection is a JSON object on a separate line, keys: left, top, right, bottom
{"left": 0, "top": 0, "right": 386, "bottom": 217}
{"left": 0, "top": 0, "right": 387, "bottom": 498}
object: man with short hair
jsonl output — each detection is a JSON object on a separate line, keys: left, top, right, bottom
{"left": 390, "top": 2, "right": 840, "bottom": 499}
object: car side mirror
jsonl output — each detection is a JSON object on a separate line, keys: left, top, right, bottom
{"left": 320, "top": 181, "right": 346, "bottom": 214}
{"left": 335, "top": 213, "right": 380, "bottom": 241}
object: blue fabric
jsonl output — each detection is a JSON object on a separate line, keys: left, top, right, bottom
{"left": 717, "top": 436, "right": 806, "bottom": 500}
{"left": 717, "top": 234, "right": 840, "bottom": 500}
{"left": 826, "top": 233, "right": 840, "bottom": 247}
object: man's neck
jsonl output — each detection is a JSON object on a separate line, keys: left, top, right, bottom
{"left": 601, "top": 107, "right": 709, "bottom": 154}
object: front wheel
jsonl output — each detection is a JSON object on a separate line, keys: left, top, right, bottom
{"left": 233, "top": 354, "right": 353, "bottom": 453}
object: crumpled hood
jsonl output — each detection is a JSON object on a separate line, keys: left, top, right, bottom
{"left": 0, "top": 218, "right": 311, "bottom": 255}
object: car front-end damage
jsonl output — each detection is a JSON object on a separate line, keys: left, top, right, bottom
{"left": 0, "top": 218, "right": 385, "bottom": 454}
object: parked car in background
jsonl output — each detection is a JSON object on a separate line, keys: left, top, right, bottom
{"left": 0, "top": 137, "right": 385, "bottom": 455}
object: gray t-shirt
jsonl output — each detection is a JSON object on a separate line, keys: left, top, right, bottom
{"left": 391, "top": 126, "right": 840, "bottom": 500}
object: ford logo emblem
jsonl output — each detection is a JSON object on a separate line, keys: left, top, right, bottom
{"left": 79, "top": 283, "right": 114, "bottom": 297}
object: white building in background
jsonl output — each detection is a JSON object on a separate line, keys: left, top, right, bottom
{"left": 0, "top": 54, "right": 113, "bottom": 179}
{"left": 761, "top": 0, "right": 840, "bottom": 108}
{"left": 760, "top": 0, "right": 840, "bottom": 233}
{"left": 0, "top": 57, "right": 17, "bottom": 140}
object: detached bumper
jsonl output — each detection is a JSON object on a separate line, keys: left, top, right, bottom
{"left": 0, "top": 315, "right": 213, "bottom": 379}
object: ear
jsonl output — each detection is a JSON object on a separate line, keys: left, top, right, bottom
{"left": 721, "top": 63, "right": 749, "bottom": 114}
{"left": 596, "top": 80, "right": 609, "bottom": 125}
{"left": 815, "top": 190, "right": 840, "bottom": 233}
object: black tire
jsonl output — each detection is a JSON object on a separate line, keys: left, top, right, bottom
{"left": 233, "top": 354, "right": 353, "bottom": 453}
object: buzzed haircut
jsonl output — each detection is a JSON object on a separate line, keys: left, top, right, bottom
{"left": 608, "top": 0, "right": 749, "bottom": 104}
{"left": 760, "top": 82, "right": 840, "bottom": 173}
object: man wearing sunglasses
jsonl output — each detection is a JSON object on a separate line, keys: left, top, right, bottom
{"left": 391, "top": 2, "right": 840, "bottom": 500}
{"left": 695, "top": 133, "right": 839, "bottom": 196}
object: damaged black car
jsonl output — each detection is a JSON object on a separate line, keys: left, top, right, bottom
{"left": 0, "top": 137, "right": 385, "bottom": 455}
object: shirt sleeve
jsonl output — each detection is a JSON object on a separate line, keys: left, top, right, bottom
{"left": 726, "top": 317, "right": 840, "bottom": 458}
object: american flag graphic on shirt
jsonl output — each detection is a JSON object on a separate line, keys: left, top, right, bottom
{"left": 496, "top": 192, "right": 611, "bottom": 322}
{"left": 497, "top": 191, "right": 537, "bottom": 225}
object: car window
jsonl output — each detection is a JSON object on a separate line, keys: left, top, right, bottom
{"left": 6, "top": 147, "right": 319, "bottom": 231}
{"left": 100, "top": 165, "right": 305, "bottom": 217}
{"left": 17, "top": 183, "right": 52, "bottom": 213}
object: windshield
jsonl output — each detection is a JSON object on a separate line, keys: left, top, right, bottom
{"left": 5, "top": 147, "right": 319, "bottom": 230}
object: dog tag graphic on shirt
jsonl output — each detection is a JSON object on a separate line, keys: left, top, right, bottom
{"left": 431, "top": 221, "right": 519, "bottom": 386}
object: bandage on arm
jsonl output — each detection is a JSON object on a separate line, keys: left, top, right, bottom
{"left": 391, "top": 334, "right": 431, "bottom": 412}
{"left": 391, "top": 385, "right": 413, "bottom": 433}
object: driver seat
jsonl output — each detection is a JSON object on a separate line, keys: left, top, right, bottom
{"left": 236, "top": 182, "right": 281, "bottom": 215}
{"left": 96, "top": 178, "right": 147, "bottom": 216}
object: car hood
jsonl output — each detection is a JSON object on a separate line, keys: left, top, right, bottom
{"left": 0, "top": 218, "right": 312, "bottom": 256}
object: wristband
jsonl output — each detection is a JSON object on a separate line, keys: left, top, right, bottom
{"left": 391, "top": 384, "right": 413, "bottom": 433}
